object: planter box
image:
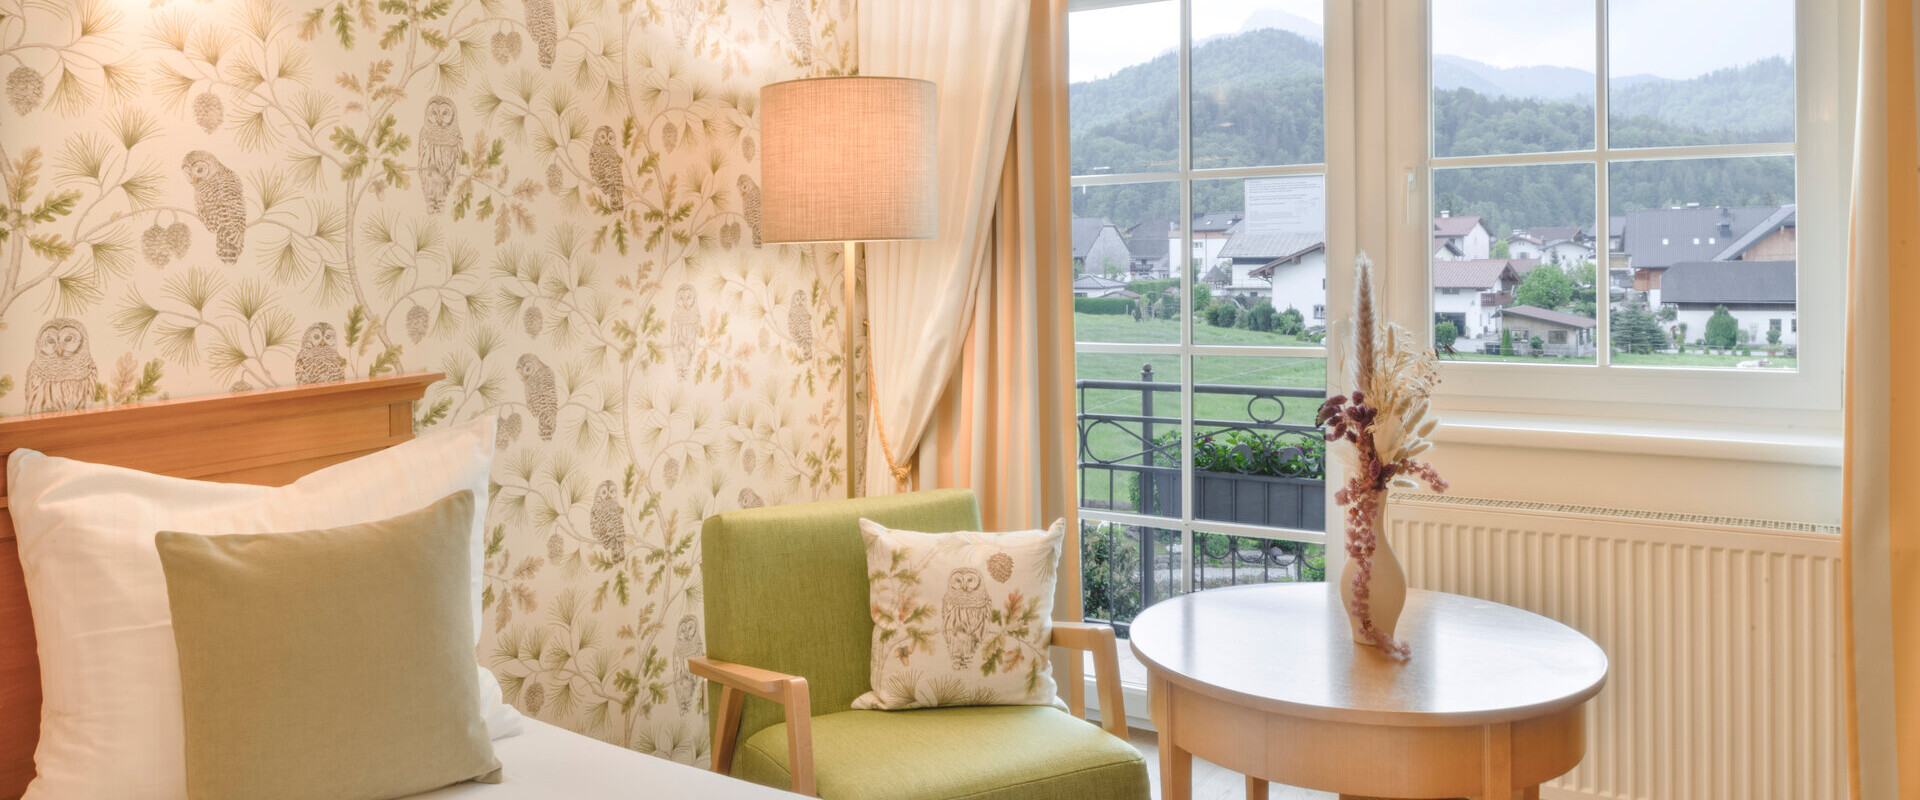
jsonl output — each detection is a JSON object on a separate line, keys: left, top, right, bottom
{"left": 1141, "top": 470, "right": 1326, "bottom": 531}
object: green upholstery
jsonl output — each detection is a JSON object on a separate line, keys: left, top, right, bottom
{"left": 702, "top": 489, "right": 983, "bottom": 746}
{"left": 734, "top": 707, "right": 1150, "bottom": 800}
{"left": 700, "top": 490, "right": 1148, "bottom": 800}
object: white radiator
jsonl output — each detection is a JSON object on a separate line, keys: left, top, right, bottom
{"left": 1387, "top": 494, "right": 1846, "bottom": 800}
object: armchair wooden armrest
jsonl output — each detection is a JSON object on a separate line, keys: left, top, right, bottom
{"left": 1049, "top": 621, "right": 1129, "bottom": 739}
{"left": 688, "top": 657, "right": 815, "bottom": 797}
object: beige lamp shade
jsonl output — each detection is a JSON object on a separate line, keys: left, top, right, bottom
{"left": 759, "top": 76, "right": 938, "bottom": 244}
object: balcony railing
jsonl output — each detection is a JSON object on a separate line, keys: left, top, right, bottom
{"left": 1076, "top": 365, "right": 1328, "bottom": 633}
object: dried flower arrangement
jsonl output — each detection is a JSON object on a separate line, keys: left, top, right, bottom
{"left": 1316, "top": 253, "right": 1449, "bottom": 657}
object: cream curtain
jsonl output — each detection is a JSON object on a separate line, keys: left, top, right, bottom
{"left": 856, "top": 0, "right": 1030, "bottom": 495}
{"left": 1843, "top": 0, "right": 1917, "bottom": 796}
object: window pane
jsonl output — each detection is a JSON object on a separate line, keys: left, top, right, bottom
{"left": 1070, "top": 1, "right": 1180, "bottom": 176}
{"left": 1191, "top": 356, "right": 1326, "bottom": 533}
{"left": 1191, "top": 1, "right": 1325, "bottom": 169}
{"left": 1192, "top": 176, "right": 1328, "bottom": 346}
{"left": 1608, "top": 156, "right": 1797, "bottom": 369}
{"left": 1081, "top": 521, "right": 1182, "bottom": 635}
{"left": 1431, "top": 0, "right": 1595, "bottom": 157}
{"left": 1076, "top": 354, "right": 1183, "bottom": 518}
{"left": 1608, "top": 0, "right": 1794, "bottom": 148}
{"left": 1191, "top": 533, "right": 1326, "bottom": 591}
{"left": 1073, "top": 182, "right": 1181, "bottom": 344}
{"left": 1432, "top": 163, "right": 1599, "bottom": 363}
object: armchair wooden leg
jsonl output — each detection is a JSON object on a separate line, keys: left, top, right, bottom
{"left": 711, "top": 684, "right": 746, "bottom": 775}
{"left": 783, "top": 677, "right": 816, "bottom": 797}
{"left": 1245, "top": 775, "right": 1268, "bottom": 800}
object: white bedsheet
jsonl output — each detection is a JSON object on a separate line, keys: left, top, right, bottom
{"left": 410, "top": 718, "right": 798, "bottom": 799}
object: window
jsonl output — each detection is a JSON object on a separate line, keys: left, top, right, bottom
{"left": 1550, "top": 330, "right": 1569, "bottom": 345}
{"left": 1070, "top": 0, "right": 1331, "bottom": 635}
{"left": 1410, "top": 0, "right": 1843, "bottom": 423}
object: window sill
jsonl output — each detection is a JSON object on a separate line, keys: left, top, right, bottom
{"left": 1431, "top": 411, "right": 1843, "bottom": 467}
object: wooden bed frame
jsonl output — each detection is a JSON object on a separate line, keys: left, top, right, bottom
{"left": 0, "top": 373, "right": 440, "bottom": 799}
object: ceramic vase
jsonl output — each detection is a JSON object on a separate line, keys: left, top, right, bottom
{"left": 1338, "top": 500, "right": 1407, "bottom": 645}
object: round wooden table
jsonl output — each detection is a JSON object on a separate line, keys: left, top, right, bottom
{"left": 1130, "top": 584, "right": 1607, "bottom": 800}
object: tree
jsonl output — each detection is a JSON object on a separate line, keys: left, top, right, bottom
{"left": 1704, "top": 305, "right": 1739, "bottom": 348}
{"left": 1499, "top": 328, "right": 1514, "bottom": 356}
{"left": 1513, "top": 264, "right": 1573, "bottom": 310}
{"left": 1277, "top": 306, "right": 1306, "bottom": 336}
{"left": 1434, "top": 320, "right": 1459, "bottom": 350}
{"left": 1490, "top": 239, "right": 1511, "bottom": 259}
{"left": 1245, "top": 304, "right": 1277, "bottom": 332}
{"left": 1609, "top": 305, "right": 1666, "bottom": 354}
{"left": 1206, "top": 303, "right": 1238, "bottom": 328}
{"left": 1529, "top": 336, "right": 1546, "bottom": 356}
{"left": 1100, "top": 256, "right": 1122, "bottom": 279}
{"left": 1192, "top": 284, "right": 1213, "bottom": 312}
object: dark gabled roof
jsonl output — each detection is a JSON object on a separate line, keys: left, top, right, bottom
{"left": 1433, "top": 237, "right": 1464, "bottom": 257}
{"left": 1432, "top": 215, "right": 1490, "bottom": 239}
{"left": 1219, "top": 232, "right": 1325, "bottom": 261}
{"left": 1072, "top": 217, "right": 1114, "bottom": 259}
{"left": 1620, "top": 205, "right": 1784, "bottom": 269}
{"left": 1128, "top": 228, "right": 1170, "bottom": 260}
{"left": 1072, "top": 274, "right": 1128, "bottom": 291}
{"left": 1660, "top": 260, "right": 1796, "bottom": 305}
{"left": 1193, "top": 212, "right": 1243, "bottom": 233}
{"left": 1202, "top": 264, "right": 1232, "bottom": 285}
{"left": 1497, "top": 305, "right": 1597, "bottom": 329}
{"left": 1510, "top": 226, "right": 1586, "bottom": 245}
{"left": 1433, "top": 259, "right": 1522, "bottom": 289}
{"left": 1712, "top": 204, "right": 1796, "bottom": 261}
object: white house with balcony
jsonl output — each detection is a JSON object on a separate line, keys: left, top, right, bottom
{"left": 1432, "top": 259, "right": 1526, "bottom": 340}
{"left": 1213, "top": 232, "right": 1327, "bottom": 319}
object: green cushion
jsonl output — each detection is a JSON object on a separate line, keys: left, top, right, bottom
{"left": 701, "top": 489, "right": 982, "bottom": 745}
{"left": 733, "top": 706, "right": 1148, "bottom": 800}
{"left": 156, "top": 492, "right": 501, "bottom": 800}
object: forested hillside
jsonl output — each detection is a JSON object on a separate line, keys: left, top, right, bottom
{"left": 1071, "top": 29, "right": 1796, "bottom": 238}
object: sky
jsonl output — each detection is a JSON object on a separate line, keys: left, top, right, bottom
{"left": 1068, "top": 0, "right": 1793, "bottom": 84}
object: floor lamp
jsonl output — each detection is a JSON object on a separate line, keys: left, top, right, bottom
{"left": 759, "top": 76, "right": 939, "bottom": 497}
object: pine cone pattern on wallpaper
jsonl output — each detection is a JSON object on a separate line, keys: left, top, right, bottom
{"left": 546, "top": 532, "right": 565, "bottom": 562}
{"left": 524, "top": 0, "right": 557, "bottom": 68}
{"left": 406, "top": 305, "right": 430, "bottom": 343}
{"left": 740, "top": 135, "right": 755, "bottom": 163}
{"left": 545, "top": 162, "right": 564, "bottom": 193}
{"left": 491, "top": 31, "right": 522, "bottom": 65}
{"left": 497, "top": 412, "right": 523, "bottom": 450}
{"left": 522, "top": 682, "right": 546, "bottom": 715}
{"left": 7, "top": 66, "right": 42, "bottom": 115}
{"left": 738, "top": 174, "right": 761, "bottom": 247}
{"left": 166, "top": 222, "right": 192, "bottom": 258}
{"left": 141, "top": 225, "right": 173, "bottom": 267}
{"left": 719, "top": 222, "right": 740, "bottom": 251}
{"left": 192, "top": 92, "right": 222, "bottom": 134}
{"left": 522, "top": 304, "right": 543, "bottom": 336}
{"left": 787, "top": 291, "right": 812, "bottom": 360}
{"left": 788, "top": 0, "right": 813, "bottom": 66}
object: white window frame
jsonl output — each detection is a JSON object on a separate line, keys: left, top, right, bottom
{"left": 1370, "top": 0, "right": 1850, "bottom": 435}
{"left": 1067, "top": 0, "right": 1349, "bottom": 595}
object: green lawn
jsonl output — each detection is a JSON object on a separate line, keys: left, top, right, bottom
{"left": 1072, "top": 313, "right": 1328, "bottom": 514}
{"left": 1072, "top": 313, "right": 1320, "bottom": 348}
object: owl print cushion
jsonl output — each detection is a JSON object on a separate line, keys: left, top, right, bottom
{"left": 853, "top": 518, "right": 1067, "bottom": 711}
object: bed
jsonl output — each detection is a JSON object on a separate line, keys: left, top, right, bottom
{"left": 0, "top": 374, "right": 795, "bottom": 800}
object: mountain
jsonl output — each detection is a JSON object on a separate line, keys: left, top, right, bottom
{"left": 1237, "top": 8, "right": 1321, "bottom": 41}
{"left": 1068, "top": 27, "right": 1795, "bottom": 239}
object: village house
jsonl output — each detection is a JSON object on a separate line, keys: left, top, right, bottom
{"left": 1492, "top": 305, "right": 1599, "bottom": 357}
{"left": 1659, "top": 260, "right": 1798, "bottom": 348}
{"left": 1433, "top": 213, "right": 1493, "bottom": 260}
{"left": 1125, "top": 218, "right": 1173, "bottom": 279}
{"left": 1071, "top": 274, "right": 1134, "bottom": 299}
{"left": 1617, "top": 204, "right": 1795, "bottom": 302}
{"left": 1505, "top": 226, "right": 1596, "bottom": 265}
{"left": 1432, "top": 259, "right": 1530, "bottom": 340}
{"left": 1071, "top": 216, "right": 1132, "bottom": 278}
{"left": 1213, "top": 232, "right": 1327, "bottom": 317}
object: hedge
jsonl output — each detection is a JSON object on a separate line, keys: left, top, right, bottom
{"left": 1074, "top": 297, "right": 1133, "bottom": 315}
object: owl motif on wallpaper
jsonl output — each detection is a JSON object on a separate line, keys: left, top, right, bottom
{"left": 181, "top": 150, "right": 245, "bottom": 265}
{"left": 294, "top": 322, "right": 346, "bottom": 385}
{"left": 418, "top": 95, "right": 462, "bottom": 214}
{"left": 24, "top": 317, "right": 97, "bottom": 414}
{"left": 672, "top": 613, "right": 705, "bottom": 713}
{"left": 670, "top": 283, "right": 700, "bottom": 379}
{"left": 941, "top": 567, "right": 991, "bottom": 670}
{"left": 589, "top": 126, "right": 625, "bottom": 210}
{"left": 524, "top": 0, "right": 557, "bottom": 69}
{"left": 738, "top": 174, "right": 762, "bottom": 248}
{"left": 517, "top": 353, "right": 558, "bottom": 441}
{"left": 589, "top": 480, "right": 627, "bottom": 561}
{"left": 787, "top": 291, "right": 813, "bottom": 361}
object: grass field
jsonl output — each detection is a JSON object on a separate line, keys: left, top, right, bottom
{"left": 1072, "top": 313, "right": 1320, "bottom": 348}
{"left": 1073, "top": 313, "right": 1328, "bottom": 514}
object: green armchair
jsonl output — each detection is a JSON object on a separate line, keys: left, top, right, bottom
{"left": 692, "top": 489, "right": 1148, "bottom": 799}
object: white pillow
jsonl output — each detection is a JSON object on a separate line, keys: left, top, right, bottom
{"left": 6, "top": 414, "right": 522, "bottom": 800}
{"left": 852, "top": 518, "right": 1066, "bottom": 711}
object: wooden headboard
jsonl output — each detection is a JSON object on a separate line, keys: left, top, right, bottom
{"left": 0, "top": 373, "right": 441, "bottom": 799}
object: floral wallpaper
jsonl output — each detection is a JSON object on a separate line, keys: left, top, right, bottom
{"left": 0, "top": 0, "right": 857, "bottom": 763}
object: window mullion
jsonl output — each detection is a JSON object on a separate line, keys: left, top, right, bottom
{"left": 1176, "top": 0, "right": 1195, "bottom": 596}
{"left": 1595, "top": 0, "right": 1612, "bottom": 367}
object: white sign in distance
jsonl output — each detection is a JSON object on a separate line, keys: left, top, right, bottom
{"left": 1243, "top": 175, "right": 1326, "bottom": 237}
